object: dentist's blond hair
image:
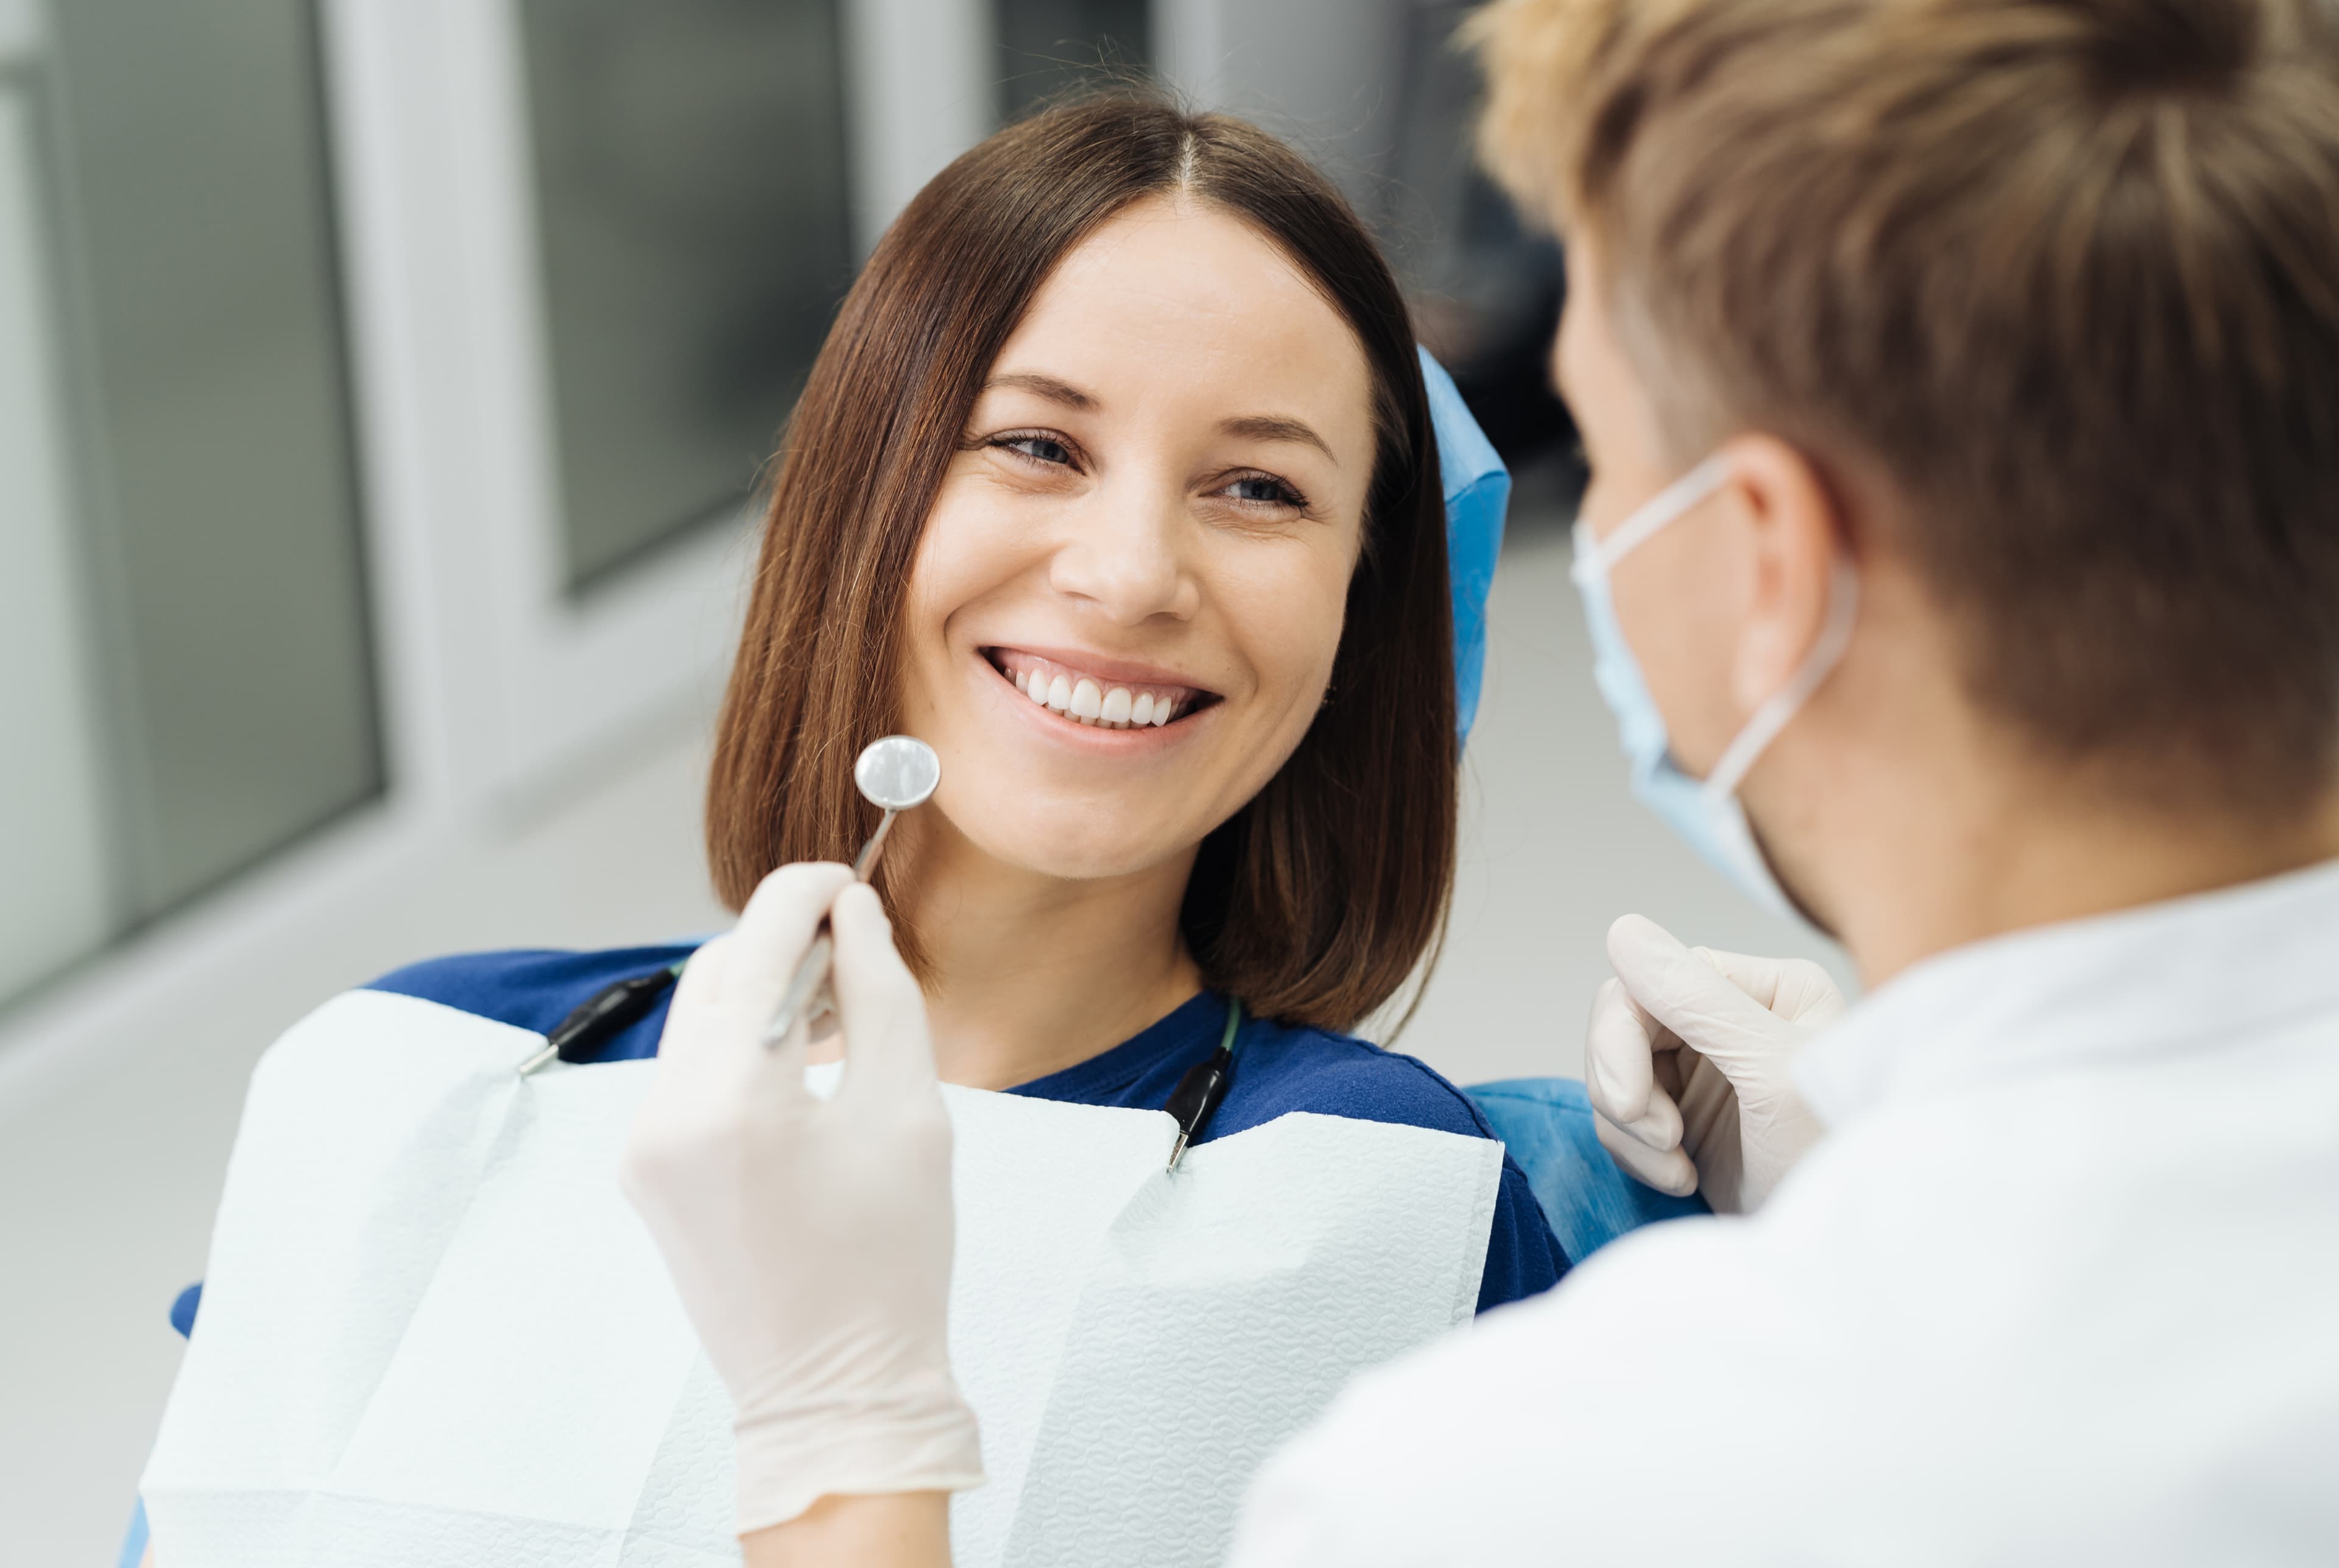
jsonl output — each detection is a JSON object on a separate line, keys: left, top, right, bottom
{"left": 1469, "top": 0, "right": 2339, "bottom": 812}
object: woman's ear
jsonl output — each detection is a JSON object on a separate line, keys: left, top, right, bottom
{"left": 1716, "top": 433, "right": 1846, "bottom": 714}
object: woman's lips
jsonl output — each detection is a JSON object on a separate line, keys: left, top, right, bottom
{"left": 984, "top": 648, "right": 1217, "bottom": 730}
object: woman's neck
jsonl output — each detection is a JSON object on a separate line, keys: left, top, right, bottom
{"left": 877, "top": 818, "right": 1206, "bottom": 1090}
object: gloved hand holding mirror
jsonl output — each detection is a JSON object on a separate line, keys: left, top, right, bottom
{"left": 621, "top": 860, "right": 983, "bottom": 1538}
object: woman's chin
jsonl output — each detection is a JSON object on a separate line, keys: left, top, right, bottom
{"left": 954, "top": 818, "right": 1197, "bottom": 886}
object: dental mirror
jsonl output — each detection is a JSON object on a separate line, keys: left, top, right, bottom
{"left": 848, "top": 734, "right": 941, "bottom": 876}
{"left": 764, "top": 735, "right": 940, "bottom": 1046}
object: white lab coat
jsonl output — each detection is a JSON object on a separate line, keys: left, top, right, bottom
{"left": 1232, "top": 858, "right": 2339, "bottom": 1565}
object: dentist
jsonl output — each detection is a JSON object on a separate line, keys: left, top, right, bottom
{"left": 623, "top": 0, "right": 2339, "bottom": 1561}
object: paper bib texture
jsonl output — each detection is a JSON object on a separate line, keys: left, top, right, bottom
{"left": 143, "top": 989, "right": 1501, "bottom": 1566}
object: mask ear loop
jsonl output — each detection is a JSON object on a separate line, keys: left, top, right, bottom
{"left": 1701, "top": 554, "right": 1861, "bottom": 803}
{"left": 1570, "top": 456, "right": 1734, "bottom": 582}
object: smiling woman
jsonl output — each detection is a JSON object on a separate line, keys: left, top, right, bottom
{"left": 710, "top": 99, "right": 1456, "bottom": 1034}
{"left": 683, "top": 97, "right": 1560, "bottom": 1295}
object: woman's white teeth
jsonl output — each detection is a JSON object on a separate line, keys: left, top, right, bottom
{"left": 1090, "top": 688, "right": 1174, "bottom": 727}
{"left": 998, "top": 656, "right": 1185, "bottom": 728}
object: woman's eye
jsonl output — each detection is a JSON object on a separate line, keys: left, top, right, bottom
{"left": 1220, "top": 473, "right": 1306, "bottom": 508}
{"left": 996, "top": 434, "right": 1074, "bottom": 468}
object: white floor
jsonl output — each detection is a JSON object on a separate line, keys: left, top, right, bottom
{"left": 0, "top": 515, "right": 1846, "bottom": 1565}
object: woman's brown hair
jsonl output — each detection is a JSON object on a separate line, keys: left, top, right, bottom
{"left": 705, "top": 94, "right": 1454, "bottom": 1033}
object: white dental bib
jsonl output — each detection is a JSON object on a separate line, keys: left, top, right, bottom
{"left": 142, "top": 989, "right": 1500, "bottom": 1567}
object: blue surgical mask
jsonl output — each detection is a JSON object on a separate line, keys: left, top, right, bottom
{"left": 1569, "top": 457, "right": 1859, "bottom": 917}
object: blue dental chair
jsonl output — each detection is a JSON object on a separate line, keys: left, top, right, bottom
{"left": 1467, "top": 1077, "right": 1710, "bottom": 1267}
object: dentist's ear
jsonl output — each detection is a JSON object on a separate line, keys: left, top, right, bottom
{"left": 1714, "top": 434, "right": 1850, "bottom": 713}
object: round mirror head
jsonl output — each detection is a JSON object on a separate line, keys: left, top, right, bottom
{"left": 854, "top": 735, "right": 941, "bottom": 811}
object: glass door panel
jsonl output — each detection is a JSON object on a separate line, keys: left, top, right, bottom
{"left": 516, "top": 0, "right": 855, "bottom": 593}
{"left": 0, "top": 0, "right": 381, "bottom": 1006}
{"left": 0, "top": 79, "right": 111, "bottom": 1001}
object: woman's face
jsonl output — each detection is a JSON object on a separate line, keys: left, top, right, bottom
{"left": 898, "top": 196, "right": 1377, "bottom": 883}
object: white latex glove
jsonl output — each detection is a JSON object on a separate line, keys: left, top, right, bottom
{"left": 1584, "top": 913, "right": 1847, "bottom": 1214}
{"left": 620, "top": 863, "right": 984, "bottom": 1537}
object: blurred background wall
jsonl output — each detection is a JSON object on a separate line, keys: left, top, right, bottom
{"left": 0, "top": 3, "right": 1843, "bottom": 1559}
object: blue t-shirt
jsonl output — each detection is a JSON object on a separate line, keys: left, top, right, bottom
{"left": 169, "top": 943, "right": 1566, "bottom": 1336}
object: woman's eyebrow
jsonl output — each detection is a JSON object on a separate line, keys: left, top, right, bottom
{"left": 983, "top": 371, "right": 1096, "bottom": 410}
{"left": 1221, "top": 414, "right": 1336, "bottom": 464}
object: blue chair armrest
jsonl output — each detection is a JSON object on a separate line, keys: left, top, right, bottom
{"left": 1467, "top": 1076, "right": 1710, "bottom": 1265}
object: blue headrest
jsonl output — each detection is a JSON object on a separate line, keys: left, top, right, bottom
{"left": 1420, "top": 347, "right": 1511, "bottom": 746}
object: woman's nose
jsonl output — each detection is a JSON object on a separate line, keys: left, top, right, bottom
{"left": 1046, "top": 483, "right": 1201, "bottom": 625}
